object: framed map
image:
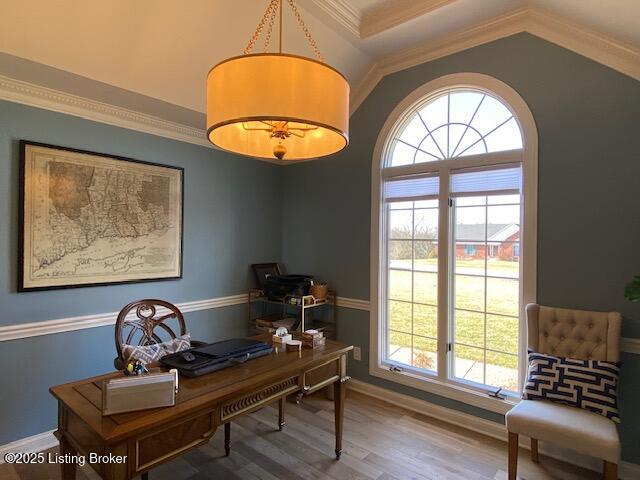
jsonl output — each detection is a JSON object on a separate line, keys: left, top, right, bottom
{"left": 19, "top": 141, "right": 183, "bottom": 291}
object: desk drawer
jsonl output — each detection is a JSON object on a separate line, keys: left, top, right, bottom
{"left": 303, "top": 358, "right": 341, "bottom": 392}
{"left": 221, "top": 376, "right": 299, "bottom": 421}
{"left": 136, "top": 411, "right": 215, "bottom": 472}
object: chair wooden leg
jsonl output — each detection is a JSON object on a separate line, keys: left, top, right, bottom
{"left": 224, "top": 422, "right": 231, "bottom": 457}
{"left": 603, "top": 461, "right": 618, "bottom": 480}
{"left": 141, "top": 473, "right": 149, "bottom": 480}
{"left": 531, "top": 438, "right": 539, "bottom": 463}
{"left": 278, "top": 397, "right": 285, "bottom": 431}
{"left": 508, "top": 432, "right": 518, "bottom": 480}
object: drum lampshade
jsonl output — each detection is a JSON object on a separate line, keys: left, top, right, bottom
{"left": 206, "top": 53, "right": 349, "bottom": 161}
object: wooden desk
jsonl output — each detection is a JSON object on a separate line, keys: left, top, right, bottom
{"left": 50, "top": 336, "right": 353, "bottom": 479}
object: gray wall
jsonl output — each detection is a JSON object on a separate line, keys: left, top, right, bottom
{"left": 281, "top": 33, "right": 640, "bottom": 462}
{"left": 0, "top": 100, "right": 282, "bottom": 444}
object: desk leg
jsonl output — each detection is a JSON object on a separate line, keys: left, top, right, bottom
{"left": 59, "top": 436, "right": 77, "bottom": 480}
{"left": 278, "top": 397, "right": 285, "bottom": 431}
{"left": 333, "top": 378, "right": 346, "bottom": 460}
{"left": 225, "top": 423, "right": 231, "bottom": 457}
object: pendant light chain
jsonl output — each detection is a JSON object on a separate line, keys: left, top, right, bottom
{"left": 244, "top": 0, "right": 279, "bottom": 55}
{"left": 244, "top": 0, "right": 324, "bottom": 62}
{"left": 262, "top": 1, "right": 279, "bottom": 53}
{"left": 285, "top": 0, "right": 324, "bottom": 62}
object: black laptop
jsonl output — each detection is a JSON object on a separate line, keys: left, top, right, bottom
{"left": 160, "top": 338, "right": 273, "bottom": 377}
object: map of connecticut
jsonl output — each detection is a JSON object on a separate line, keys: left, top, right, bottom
{"left": 24, "top": 148, "right": 182, "bottom": 287}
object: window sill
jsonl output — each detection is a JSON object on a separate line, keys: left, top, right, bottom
{"left": 370, "top": 363, "right": 518, "bottom": 415}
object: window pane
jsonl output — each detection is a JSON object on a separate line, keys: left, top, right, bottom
{"left": 487, "top": 204, "right": 520, "bottom": 229}
{"left": 456, "top": 196, "right": 486, "bottom": 206}
{"left": 471, "top": 95, "right": 513, "bottom": 136}
{"left": 389, "top": 270, "right": 412, "bottom": 302}
{"left": 453, "top": 129, "right": 486, "bottom": 157}
{"left": 484, "top": 117, "right": 523, "bottom": 152}
{"left": 398, "top": 114, "right": 427, "bottom": 147}
{"left": 414, "top": 241, "right": 437, "bottom": 272}
{"left": 389, "top": 300, "right": 411, "bottom": 334}
{"left": 455, "top": 206, "right": 486, "bottom": 241}
{"left": 389, "top": 140, "right": 415, "bottom": 166}
{"left": 414, "top": 271, "right": 437, "bottom": 305}
{"left": 454, "top": 309, "right": 484, "bottom": 348}
{"left": 389, "top": 201, "right": 413, "bottom": 210}
{"left": 416, "top": 135, "right": 443, "bottom": 161}
{"left": 450, "top": 91, "right": 484, "bottom": 125}
{"left": 430, "top": 126, "right": 448, "bottom": 159}
{"left": 389, "top": 240, "right": 412, "bottom": 269}
{"left": 454, "top": 274, "right": 484, "bottom": 311}
{"left": 454, "top": 344, "right": 484, "bottom": 384}
{"left": 389, "top": 331, "right": 411, "bottom": 364}
{"left": 414, "top": 199, "right": 438, "bottom": 208}
{"left": 448, "top": 124, "right": 467, "bottom": 157}
{"left": 418, "top": 95, "right": 448, "bottom": 133}
{"left": 389, "top": 210, "right": 412, "bottom": 239}
{"left": 487, "top": 248, "right": 519, "bottom": 278}
{"left": 414, "top": 209, "right": 438, "bottom": 239}
{"left": 486, "top": 277, "right": 519, "bottom": 316}
{"left": 487, "top": 314, "right": 518, "bottom": 354}
{"left": 413, "top": 336, "right": 437, "bottom": 372}
{"left": 413, "top": 304, "right": 437, "bottom": 338}
{"left": 455, "top": 245, "right": 485, "bottom": 276}
{"left": 488, "top": 194, "right": 520, "bottom": 205}
{"left": 486, "top": 352, "right": 518, "bottom": 392}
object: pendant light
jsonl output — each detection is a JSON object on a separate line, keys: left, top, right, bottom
{"left": 206, "top": 0, "right": 350, "bottom": 161}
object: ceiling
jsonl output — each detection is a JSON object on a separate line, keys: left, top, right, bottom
{"left": 0, "top": 0, "right": 638, "bottom": 118}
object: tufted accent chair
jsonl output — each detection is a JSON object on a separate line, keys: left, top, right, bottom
{"left": 505, "top": 303, "right": 621, "bottom": 480}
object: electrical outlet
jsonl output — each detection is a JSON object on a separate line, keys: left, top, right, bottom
{"left": 353, "top": 346, "right": 361, "bottom": 361}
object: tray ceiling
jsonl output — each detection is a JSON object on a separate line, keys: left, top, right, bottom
{"left": 1, "top": 0, "right": 638, "bottom": 117}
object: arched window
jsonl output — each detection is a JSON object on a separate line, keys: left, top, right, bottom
{"left": 371, "top": 74, "right": 537, "bottom": 408}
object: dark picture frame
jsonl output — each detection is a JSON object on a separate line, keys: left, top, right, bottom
{"left": 251, "top": 263, "right": 282, "bottom": 290}
{"left": 19, "top": 140, "right": 184, "bottom": 292}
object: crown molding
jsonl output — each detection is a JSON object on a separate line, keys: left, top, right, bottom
{"left": 360, "top": 0, "right": 455, "bottom": 39}
{"left": 0, "top": 74, "right": 212, "bottom": 148}
{"left": 525, "top": 8, "right": 640, "bottom": 83}
{"left": 350, "top": 62, "right": 383, "bottom": 116}
{"left": 310, "top": 0, "right": 360, "bottom": 37}
{"left": 350, "top": 7, "right": 640, "bottom": 114}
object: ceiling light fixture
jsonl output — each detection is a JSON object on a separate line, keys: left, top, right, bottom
{"left": 206, "top": 0, "right": 350, "bottom": 161}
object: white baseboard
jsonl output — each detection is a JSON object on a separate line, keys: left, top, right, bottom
{"left": 348, "top": 378, "right": 640, "bottom": 480}
{"left": 0, "top": 429, "right": 57, "bottom": 462}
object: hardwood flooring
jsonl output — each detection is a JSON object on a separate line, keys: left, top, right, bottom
{"left": 0, "top": 390, "right": 600, "bottom": 480}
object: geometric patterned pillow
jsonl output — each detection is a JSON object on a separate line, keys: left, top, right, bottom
{"left": 122, "top": 333, "right": 191, "bottom": 365}
{"left": 522, "top": 350, "right": 620, "bottom": 423}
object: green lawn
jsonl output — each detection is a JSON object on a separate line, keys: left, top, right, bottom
{"left": 387, "top": 258, "right": 520, "bottom": 373}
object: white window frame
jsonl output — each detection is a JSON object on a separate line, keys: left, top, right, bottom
{"left": 370, "top": 73, "right": 538, "bottom": 414}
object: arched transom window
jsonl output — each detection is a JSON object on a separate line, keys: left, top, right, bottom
{"left": 389, "top": 90, "right": 523, "bottom": 166}
{"left": 371, "top": 74, "right": 537, "bottom": 407}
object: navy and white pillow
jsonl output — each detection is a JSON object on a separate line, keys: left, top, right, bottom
{"left": 522, "top": 351, "right": 620, "bottom": 423}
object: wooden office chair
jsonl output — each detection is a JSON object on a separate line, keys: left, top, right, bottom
{"left": 114, "top": 298, "right": 208, "bottom": 370}
{"left": 505, "top": 304, "right": 621, "bottom": 480}
{"left": 113, "top": 299, "right": 230, "bottom": 480}
{"left": 112, "top": 299, "right": 285, "bottom": 478}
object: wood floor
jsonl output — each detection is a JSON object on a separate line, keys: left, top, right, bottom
{"left": 1, "top": 390, "right": 600, "bottom": 480}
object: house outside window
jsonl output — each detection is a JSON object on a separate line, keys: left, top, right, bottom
{"left": 370, "top": 74, "right": 538, "bottom": 412}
